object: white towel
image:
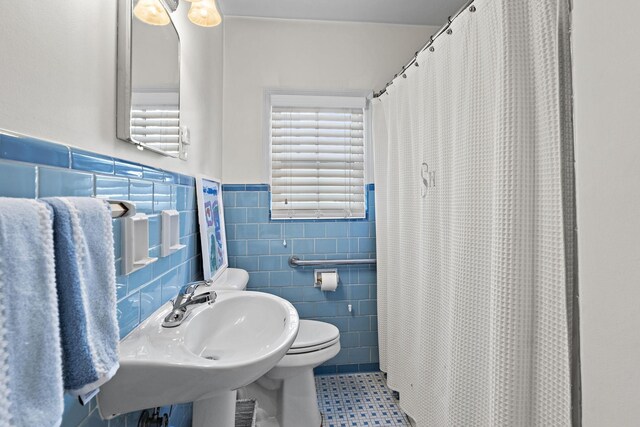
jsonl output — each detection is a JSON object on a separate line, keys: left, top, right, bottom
{"left": 0, "top": 198, "right": 63, "bottom": 427}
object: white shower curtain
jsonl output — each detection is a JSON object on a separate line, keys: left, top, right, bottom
{"left": 374, "top": 0, "right": 575, "bottom": 425}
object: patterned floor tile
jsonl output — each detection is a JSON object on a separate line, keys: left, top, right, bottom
{"left": 315, "top": 372, "right": 411, "bottom": 427}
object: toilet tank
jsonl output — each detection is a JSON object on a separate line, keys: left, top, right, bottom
{"left": 209, "top": 268, "right": 249, "bottom": 291}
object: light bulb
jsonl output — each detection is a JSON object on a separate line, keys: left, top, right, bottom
{"left": 133, "top": 0, "right": 171, "bottom": 26}
{"left": 188, "top": 0, "right": 222, "bottom": 27}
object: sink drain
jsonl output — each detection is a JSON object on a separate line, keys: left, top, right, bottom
{"left": 204, "top": 355, "right": 220, "bottom": 360}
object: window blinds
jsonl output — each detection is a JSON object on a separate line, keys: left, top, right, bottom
{"left": 270, "top": 97, "right": 367, "bottom": 219}
{"left": 130, "top": 107, "right": 181, "bottom": 155}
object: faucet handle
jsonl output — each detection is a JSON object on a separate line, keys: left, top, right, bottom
{"left": 180, "top": 279, "right": 214, "bottom": 296}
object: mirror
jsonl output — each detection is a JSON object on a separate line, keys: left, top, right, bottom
{"left": 117, "top": 0, "right": 184, "bottom": 158}
{"left": 196, "top": 176, "right": 228, "bottom": 282}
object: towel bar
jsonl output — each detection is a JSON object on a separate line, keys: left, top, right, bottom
{"left": 106, "top": 199, "right": 136, "bottom": 218}
{"left": 288, "top": 256, "right": 377, "bottom": 268}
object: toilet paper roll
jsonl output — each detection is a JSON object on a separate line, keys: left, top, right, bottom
{"left": 320, "top": 272, "right": 339, "bottom": 292}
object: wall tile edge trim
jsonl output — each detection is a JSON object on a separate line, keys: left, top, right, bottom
{"left": 0, "top": 132, "right": 193, "bottom": 186}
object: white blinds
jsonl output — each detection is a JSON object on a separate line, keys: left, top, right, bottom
{"left": 270, "top": 104, "right": 366, "bottom": 219}
{"left": 130, "top": 107, "right": 180, "bottom": 155}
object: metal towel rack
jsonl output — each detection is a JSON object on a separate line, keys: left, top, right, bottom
{"left": 288, "top": 256, "right": 377, "bottom": 268}
{"left": 105, "top": 199, "right": 137, "bottom": 218}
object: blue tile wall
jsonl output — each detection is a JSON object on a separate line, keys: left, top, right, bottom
{"left": 222, "top": 183, "right": 379, "bottom": 375}
{"left": 0, "top": 160, "right": 36, "bottom": 198}
{"left": 0, "top": 134, "right": 70, "bottom": 167}
{"left": 0, "top": 132, "right": 198, "bottom": 427}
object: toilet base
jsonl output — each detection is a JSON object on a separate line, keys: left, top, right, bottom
{"left": 241, "top": 342, "right": 340, "bottom": 427}
{"left": 239, "top": 330, "right": 340, "bottom": 427}
{"left": 279, "top": 369, "right": 322, "bottom": 427}
{"left": 193, "top": 390, "right": 237, "bottom": 427}
{"left": 241, "top": 371, "right": 321, "bottom": 427}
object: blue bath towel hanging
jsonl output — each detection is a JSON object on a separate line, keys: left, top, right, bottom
{"left": 0, "top": 198, "right": 64, "bottom": 426}
{"left": 44, "top": 197, "right": 120, "bottom": 396}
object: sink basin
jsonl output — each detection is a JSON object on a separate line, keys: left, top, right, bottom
{"left": 98, "top": 290, "right": 299, "bottom": 425}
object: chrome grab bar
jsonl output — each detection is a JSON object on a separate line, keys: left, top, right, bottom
{"left": 288, "top": 256, "right": 377, "bottom": 268}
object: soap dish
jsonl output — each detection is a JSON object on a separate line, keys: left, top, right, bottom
{"left": 161, "top": 210, "right": 186, "bottom": 257}
{"left": 122, "top": 213, "right": 157, "bottom": 274}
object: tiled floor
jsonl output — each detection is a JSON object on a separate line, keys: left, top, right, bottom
{"left": 315, "top": 372, "right": 411, "bottom": 427}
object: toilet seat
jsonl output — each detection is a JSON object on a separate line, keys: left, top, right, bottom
{"left": 286, "top": 320, "right": 339, "bottom": 355}
{"left": 286, "top": 336, "right": 340, "bottom": 354}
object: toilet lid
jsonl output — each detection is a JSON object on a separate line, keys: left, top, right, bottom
{"left": 288, "top": 320, "right": 340, "bottom": 354}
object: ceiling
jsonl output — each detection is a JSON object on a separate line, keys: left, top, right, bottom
{"left": 216, "top": 0, "right": 469, "bottom": 26}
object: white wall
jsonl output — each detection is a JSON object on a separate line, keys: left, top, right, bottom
{"left": 573, "top": 1, "right": 640, "bottom": 425}
{"left": 0, "top": 1, "right": 223, "bottom": 177}
{"left": 221, "top": 17, "right": 435, "bottom": 183}
{"left": 132, "top": 17, "right": 179, "bottom": 91}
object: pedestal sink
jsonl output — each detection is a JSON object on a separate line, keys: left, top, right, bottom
{"left": 98, "top": 290, "right": 299, "bottom": 427}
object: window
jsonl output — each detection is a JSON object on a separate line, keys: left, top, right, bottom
{"left": 269, "top": 94, "right": 368, "bottom": 220}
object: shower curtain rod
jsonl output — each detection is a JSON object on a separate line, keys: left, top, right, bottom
{"left": 373, "top": 0, "right": 476, "bottom": 98}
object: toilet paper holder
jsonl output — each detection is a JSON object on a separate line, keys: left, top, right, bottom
{"left": 314, "top": 269, "right": 339, "bottom": 287}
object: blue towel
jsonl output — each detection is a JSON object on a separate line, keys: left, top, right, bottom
{"left": 44, "top": 197, "right": 120, "bottom": 396}
{"left": 0, "top": 198, "right": 64, "bottom": 426}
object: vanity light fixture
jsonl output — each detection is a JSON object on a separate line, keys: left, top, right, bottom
{"left": 134, "top": 0, "right": 221, "bottom": 28}
{"left": 188, "top": 0, "right": 222, "bottom": 27}
{"left": 133, "top": 0, "right": 171, "bottom": 26}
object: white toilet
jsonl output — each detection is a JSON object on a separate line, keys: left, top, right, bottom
{"left": 212, "top": 269, "right": 341, "bottom": 427}
{"left": 246, "top": 319, "right": 340, "bottom": 427}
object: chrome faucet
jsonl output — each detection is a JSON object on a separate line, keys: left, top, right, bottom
{"left": 162, "top": 280, "right": 216, "bottom": 328}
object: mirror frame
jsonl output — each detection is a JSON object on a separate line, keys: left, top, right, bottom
{"left": 116, "top": 0, "right": 182, "bottom": 157}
